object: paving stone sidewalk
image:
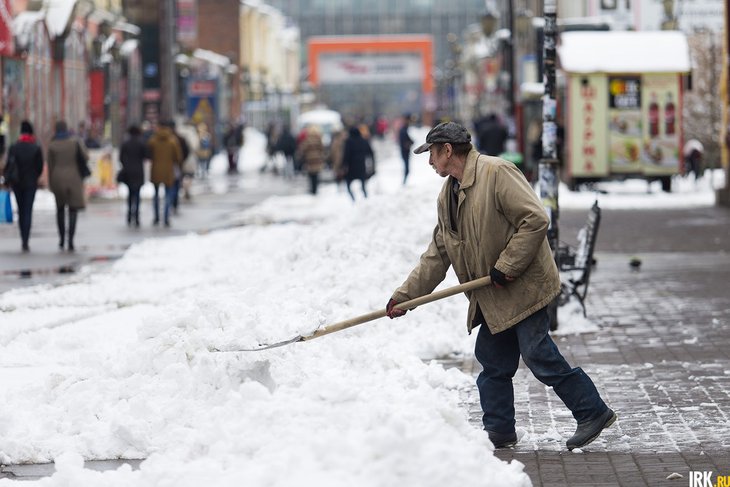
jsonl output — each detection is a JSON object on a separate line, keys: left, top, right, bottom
{"left": 448, "top": 206, "right": 730, "bottom": 486}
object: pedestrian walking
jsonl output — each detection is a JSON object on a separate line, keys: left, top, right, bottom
{"left": 329, "top": 128, "right": 347, "bottom": 184}
{"left": 682, "top": 139, "right": 704, "bottom": 180}
{"left": 295, "top": 125, "right": 325, "bottom": 195}
{"left": 341, "top": 126, "right": 375, "bottom": 201}
{"left": 2, "top": 120, "right": 44, "bottom": 251}
{"left": 398, "top": 114, "right": 414, "bottom": 184}
{"left": 261, "top": 121, "right": 280, "bottom": 174}
{"left": 167, "top": 121, "right": 190, "bottom": 214}
{"left": 47, "top": 120, "right": 88, "bottom": 252}
{"left": 275, "top": 125, "right": 297, "bottom": 179}
{"left": 385, "top": 121, "right": 616, "bottom": 451}
{"left": 223, "top": 122, "right": 243, "bottom": 174}
{"left": 147, "top": 121, "right": 182, "bottom": 227}
{"left": 474, "top": 113, "right": 508, "bottom": 156}
{"left": 118, "top": 125, "right": 147, "bottom": 227}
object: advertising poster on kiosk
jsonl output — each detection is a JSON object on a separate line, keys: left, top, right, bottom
{"left": 567, "top": 74, "right": 608, "bottom": 178}
{"left": 641, "top": 74, "right": 680, "bottom": 175}
{"left": 608, "top": 76, "right": 643, "bottom": 173}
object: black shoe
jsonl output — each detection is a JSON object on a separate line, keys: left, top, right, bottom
{"left": 486, "top": 430, "right": 518, "bottom": 449}
{"left": 164, "top": 220, "right": 170, "bottom": 228}
{"left": 68, "top": 242, "right": 75, "bottom": 252}
{"left": 153, "top": 219, "right": 159, "bottom": 226}
{"left": 21, "top": 243, "right": 29, "bottom": 252}
{"left": 567, "top": 408, "right": 616, "bottom": 450}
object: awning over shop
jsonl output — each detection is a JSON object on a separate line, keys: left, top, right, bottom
{"left": 45, "top": 0, "right": 78, "bottom": 39}
{"left": 558, "top": 31, "right": 691, "bottom": 74}
{"left": 11, "top": 10, "right": 46, "bottom": 50}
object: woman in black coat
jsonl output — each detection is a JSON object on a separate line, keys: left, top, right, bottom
{"left": 3, "top": 120, "right": 44, "bottom": 251}
{"left": 119, "top": 125, "right": 147, "bottom": 227}
{"left": 341, "top": 126, "right": 375, "bottom": 201}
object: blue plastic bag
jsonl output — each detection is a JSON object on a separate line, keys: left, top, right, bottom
{"left": 0, "top": 189, "right": 13, "bottom": 224}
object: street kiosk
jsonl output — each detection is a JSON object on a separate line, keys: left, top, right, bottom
{"left": 558, "top": 31, "right": 691, "bottom": 191}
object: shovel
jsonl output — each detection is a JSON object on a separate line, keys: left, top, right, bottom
{"left": 213, "top": 275, "right": 492, "bottom": 352}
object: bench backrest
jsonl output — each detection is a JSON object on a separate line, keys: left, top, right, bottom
{"left": 574, "top": 201, "right": 601, "bottom": 281}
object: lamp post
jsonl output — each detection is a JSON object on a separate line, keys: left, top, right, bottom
{"left": 539, "top": 0, "right": 560, "bottom": 330}
{"left": 505, "top": 0, "right": 515, "bottom": 122}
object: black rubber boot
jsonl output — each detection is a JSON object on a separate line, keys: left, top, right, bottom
{"left": 486, "top": 430, "right": 518, "bottom": 449}
{"left": 566, "top": 408, "right": 616, "bottom": 450}
{"left": 56, "top": 208, "right": 65, "bottom": 249}
{"left": 68, "top": 209, "right": 77, "bottom": 252}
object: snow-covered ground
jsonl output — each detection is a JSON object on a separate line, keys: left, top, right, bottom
{"left": 0, "top": 126, "right": 724, "bottom": 486}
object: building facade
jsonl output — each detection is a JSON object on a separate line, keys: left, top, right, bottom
{"left": 265, "top": 0, "right": 485, "bottom": 121}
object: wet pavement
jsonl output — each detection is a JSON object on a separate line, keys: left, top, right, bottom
{"left": 451, "top": 205, "right": 730, "bottom": 486}
{"left": 0, "top": 170, "right": 308, "bottom": 294}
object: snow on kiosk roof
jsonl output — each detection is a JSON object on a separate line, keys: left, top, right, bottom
{"left": 558, "top": 31, "right": 690, "bottom": 74}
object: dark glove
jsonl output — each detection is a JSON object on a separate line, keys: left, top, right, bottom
{"left": 490, "top": 267, "right": 510, "bottom": 289}
{"left": 386, "top": 298, "right": 407, "bottom": 319}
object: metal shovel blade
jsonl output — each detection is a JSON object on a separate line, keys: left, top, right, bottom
{"left": 211, "top": 335, "right": 304, "bottom": 352}
{"left": 212, "top": 275, "right": 491, "bottom": 353}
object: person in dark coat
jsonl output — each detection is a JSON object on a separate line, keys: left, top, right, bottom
{"left": 47, "top": 120, "right": 88, "bottom": 252}
{"left": 3, "top": 120, "right": 44, "bottom": 251}
{"left": 398, "top": 114, "right": 414, "bottom": 184}
{"left": 223, "top": 122, "right": 244, "bottom": 174}
{"left": 475, "top": 113, "right": 508, "bottom": 156}
{"left": 119, "top": 125, "right": 147, "bottom": 227}
{"left": 341, "top": 126, "right": 375, "bottom": 201}
{"left": 275, "top": 125, "right": 297, "bottom": 178}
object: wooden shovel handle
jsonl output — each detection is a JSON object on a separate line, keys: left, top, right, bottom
{"left": 303, "top": 276, "right": 492, "bottom": 341}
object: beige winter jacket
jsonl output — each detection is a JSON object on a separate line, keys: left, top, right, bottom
{"left": 391, "top": 149, "right": 561, "bottom": 334}
{"left": 47, "top": 136, "right": 87, "bottom": 210}
{"left": 147, "top": 127, "right": 183, "bottom": 186}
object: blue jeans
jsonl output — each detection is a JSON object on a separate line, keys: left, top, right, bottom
{"left": 475, "top": 307, "right": 607, "bottom": 434}
{"left": 152, "top": 183, "right": 174, "bottom": 224}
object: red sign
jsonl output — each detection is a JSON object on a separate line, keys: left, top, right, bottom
{"left": 188, "top": 81, "right": 216, "bottom": 96}
{"left": 0, "top": 0, "right": 14, "bottom": 56}
{"left": 89, "top": 70, "right": 105, "bottom": 131}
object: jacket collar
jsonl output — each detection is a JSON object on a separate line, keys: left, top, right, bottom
{"left": 451, "top": 148, "right": 481, "bottom": 191}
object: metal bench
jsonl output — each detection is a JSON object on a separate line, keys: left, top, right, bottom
{"left": 557, "top": 201, "right": 601, "bottom": 317}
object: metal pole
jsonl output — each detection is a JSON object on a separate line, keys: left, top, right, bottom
{"left": 159, "top": 0, "right": 177, "bottom": 121}
{"left": 539, "top": 0, "right": 560, "bottom": 329}
{"left": 506, "top": 0, "right": 515, "bottom": 122}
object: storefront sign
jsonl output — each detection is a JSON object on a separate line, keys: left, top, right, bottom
{"left": 186, "top": 78, "right": 217, "bottom": 130}
{"left": 568, "top": 74, "right": 608, "bottom": 177}
{"left": 318, "top": 54, "right": 423, "bottom": 84}
{"left": 0, "top": 0, "right": 12, "bottom": 56}
{"left": 176, "top": 0, "right": 197, "bottom": 47}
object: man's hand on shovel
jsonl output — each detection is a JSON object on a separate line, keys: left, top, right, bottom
{"left": 386, "top": 298, "right": 407, "bottom": 319}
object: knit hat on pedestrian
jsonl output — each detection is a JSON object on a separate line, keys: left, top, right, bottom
{"left": 413, "top": 121, "right": 471, "bottom": 154}
{"left": 20, "top": 120, "right": 34, "bottom": 135}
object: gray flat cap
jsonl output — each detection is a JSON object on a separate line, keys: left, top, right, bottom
{"left": 413, "top": 122, "right": 472, "bottom": 154}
